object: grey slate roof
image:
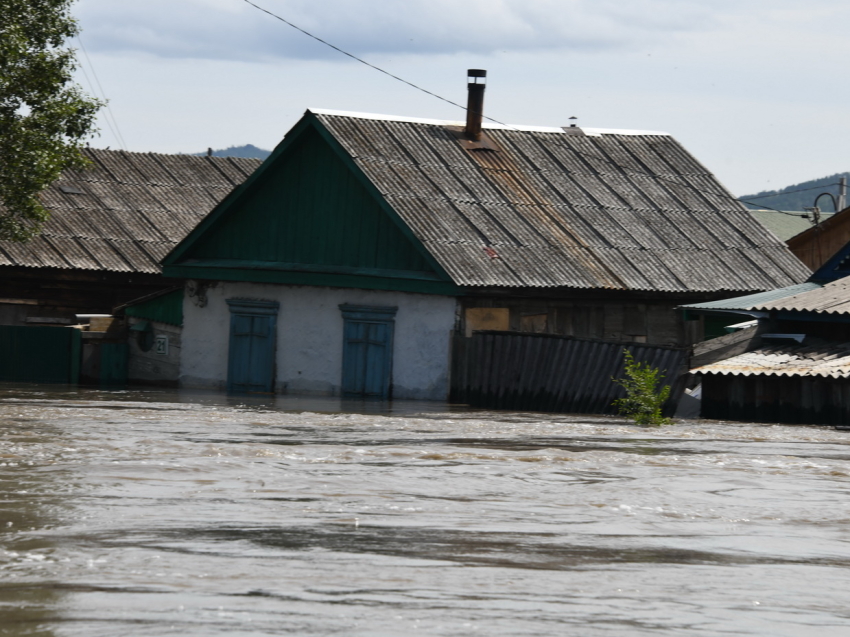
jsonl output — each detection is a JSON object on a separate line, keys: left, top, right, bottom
{"left": 314, "top": 109, "right": 810, "bottom": 292}
{"left": 693, "top": 338, "right": 850, "bottom": 378}
{"left": 0, "top": 149, "right": 261, "bottom": 274}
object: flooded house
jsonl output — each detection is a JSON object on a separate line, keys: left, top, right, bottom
{"left": 0, "top": 149, "right": 260, "bottom": 385}
{"left": 0, "top": 148, "right": 261, "bottom": 326}
{"left": 684, "top": 243, "right": 850, "bottom": 424}
{"left": 162, "top": 71, "right": 808, "bottom": 401}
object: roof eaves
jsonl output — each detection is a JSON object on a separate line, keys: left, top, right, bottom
{"left": 113, "top": 285, "right": 183, "bottom": 314}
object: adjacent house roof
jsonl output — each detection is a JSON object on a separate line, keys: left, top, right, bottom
{"left": 679, "top": 282, "right": 823, "bottom": 313}
{"left": 693, "top": 338, "right": 850, "bottom": 378}
{"left": 682, "top": 241, "right": 850, "bottom": 317}
{"left": 166, "top": 109, "right": 810, "bottom": 294}
{"left": 775, "top": 205, "right": 850, "bottom": 271}
{"left": 748, "top": 209, "right": 824, "bottom": 242}
{"left": 0, "top": 149, "right": 261, "bottom": 274}
{"left": 751, "top": 276, "right": 850, "bottom": 316}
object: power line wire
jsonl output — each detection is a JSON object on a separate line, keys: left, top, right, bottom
{"left": 74, "top": 43, "right": 122, "bottom": 148}
{"left": 240, "top": 0, "right": 813, "bottom": 220}
{"left": 241, "top": 0, "right": 469, "bottom": 114}
{"left": 76, "top": 34, "right": 128, "bottom": 150}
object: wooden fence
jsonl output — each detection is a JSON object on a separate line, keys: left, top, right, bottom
{"left": 450, "top": 331, "right": 689, "bottom": 414}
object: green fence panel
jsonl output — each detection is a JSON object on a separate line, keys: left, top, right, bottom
{"left": 0, "top": 326, "right": 82, "bottom": 384}
{"left": 99, "top": 342, "right": 128, "bottom": 387}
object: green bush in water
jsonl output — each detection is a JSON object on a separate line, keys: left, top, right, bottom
{"left": 612, "top": 350, "right": 674, "bottom": 426}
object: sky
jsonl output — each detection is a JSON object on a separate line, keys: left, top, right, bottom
{"left": 71, "top": 0, "right": 850, "bottom": 196}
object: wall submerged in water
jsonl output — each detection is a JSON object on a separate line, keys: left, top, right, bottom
{"left": 702, "top": 374, "right": 850, "bottom": 425}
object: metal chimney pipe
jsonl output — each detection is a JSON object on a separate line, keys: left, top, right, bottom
{"left": 465, "top": 69, "right": 487, "bottom": 141}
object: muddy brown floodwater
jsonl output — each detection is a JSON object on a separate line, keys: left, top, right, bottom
{"left": 1, "top": 386, "right": 850, "bottom": 636}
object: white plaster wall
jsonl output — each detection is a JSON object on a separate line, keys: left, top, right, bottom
{"left": 180, "top": 282, "right": 458, "bottom": 400}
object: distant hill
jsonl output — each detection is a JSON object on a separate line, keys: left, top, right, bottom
{"left": 194, "top": 144, "right": 271, "bottom": 159}
{"left": 741, "top": 172, "right": 850, "bottom": 212}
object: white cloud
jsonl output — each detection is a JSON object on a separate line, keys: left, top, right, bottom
{"left": 75, "top": 0, "right": 733, "bottom": 61}
{"left": 71, "top": 0, "right": 850, "bottom": 194}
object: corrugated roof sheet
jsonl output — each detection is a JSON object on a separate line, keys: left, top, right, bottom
{"left": 313, "top": 110, "right": 810, "bottom": 292}
{"left": 679, "top": 282, "right": 823, "bottom": 311}
{"left": 753, "top": 276, "right": 850, "bottom": 315}
{"left": 0, "top": 149, "right": 261, "bottom": 274}
{"left": 694, "top": 339, "right": 850, "bottom": 378}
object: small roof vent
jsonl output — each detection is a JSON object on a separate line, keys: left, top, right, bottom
{"left": 59, "top": 185, "right": 85, "bottom": 195}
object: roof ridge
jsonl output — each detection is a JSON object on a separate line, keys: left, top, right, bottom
{"left": 309, "top": 108, "right": 669, "bottom": 136}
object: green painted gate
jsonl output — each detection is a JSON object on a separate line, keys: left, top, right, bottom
{"left": 0, "top": 326, "right": 82, "bottom": 384}
{"left": 99, "top": 343, "right": 128, "bottom": 387}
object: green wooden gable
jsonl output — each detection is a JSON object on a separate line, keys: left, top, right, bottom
{"left": 163, "top": 115, "right": 459, "bottom": 296}
{"left": 124, "top": 288, "right": 184, "bottom": 326}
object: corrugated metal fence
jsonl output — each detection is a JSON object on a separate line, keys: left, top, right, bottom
{"left": 450, "top": 331, "right": 689, "bottom": 414}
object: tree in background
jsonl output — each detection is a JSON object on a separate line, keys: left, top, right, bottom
{"left": 0, "top": 0, "right": 102, "bottom": 242}
{"left": 612, "top": 350, "right": 674, "bottom": 426}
